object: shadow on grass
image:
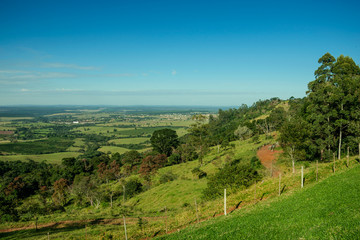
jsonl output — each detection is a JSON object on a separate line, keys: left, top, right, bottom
{"left": 0, "top": 222, "right": 86, "bottom": 240}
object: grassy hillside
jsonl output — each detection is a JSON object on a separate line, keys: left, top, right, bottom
{"left": 0, "top": 134, "right": 358, "bottom": 239}
{"left": 160, "top": 165, "right": 360, "bottom": 239}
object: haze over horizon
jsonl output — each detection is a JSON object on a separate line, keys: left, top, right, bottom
{"left": 1, "top": 0, "right": 359, "bottom": 106}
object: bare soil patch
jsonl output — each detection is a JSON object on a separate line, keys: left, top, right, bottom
{"left": 257, "top": 144, "right": 282, "bottom": 177}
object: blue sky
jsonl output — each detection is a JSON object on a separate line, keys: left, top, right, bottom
{"left": 1, "top": 0, "right": 359, "bottom": 106}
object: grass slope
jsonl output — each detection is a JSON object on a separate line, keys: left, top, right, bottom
{"left": 160, "top": 165, "right": 360, "bottom": 239}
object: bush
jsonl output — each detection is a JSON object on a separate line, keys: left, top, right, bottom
{"left": 250, "top": 156, "right": 262, "bottom": 169}
{"left": 167, "top": 153, "right": 182, "bottom": 166}
{"left": 159, "top": 171, "right": 178, "bottom": 184}
{"left": 192, "top": 167, "right": 207, "bottom": 179}
{"left": 202, "top": 159, "right": 261, "bottom": 199}
{"left": 125, "top": 178, "right": 143, "bottom": 199}
{"left": 251, "top": 134, "right": 260, "bottom": 143}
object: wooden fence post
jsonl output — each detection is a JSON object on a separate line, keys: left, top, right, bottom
{"left": 47, "top": 232, "right": 50, "bottom": 240}
{"left": 278, "top": 173, "right": 281, "bottom": 196}
{"left": 254, "top": 181, "right": 257, "bottom": 200}
{"left": 165, "top": 206, "right": 168, "bottom": 233}
{"left": 195, "top": 198, "right": 199, "bottom": 223}
{"left": 224, "top": 189, "right": 227, "bottom": 216}
{"left": 123, "top": 216, "right": 128, "bottom": 240}
{"left": 301, "top": 166, "right": 304, "bottom": 188}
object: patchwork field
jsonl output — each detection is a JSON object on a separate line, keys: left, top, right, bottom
{"left": 0, "top": 152, "right": 80, "bottom": 164}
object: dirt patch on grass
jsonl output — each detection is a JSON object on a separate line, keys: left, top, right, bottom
{"left": 257, "top": 144, "right": 283, "bottom": 177}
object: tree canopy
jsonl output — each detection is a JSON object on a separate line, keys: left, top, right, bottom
{"left": 150, "top": 128, "right": 179, "bottom": 156}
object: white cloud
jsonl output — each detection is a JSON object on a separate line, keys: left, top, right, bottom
{"left": 42, "top": 62, "right": 99, "bottom": 70}
{"left": 0, "top": 70, "right": 80, "bottom": 85}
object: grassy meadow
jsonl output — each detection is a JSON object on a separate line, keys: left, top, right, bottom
{"left": 161, "top": 165, "right": 360, "bottom": 240}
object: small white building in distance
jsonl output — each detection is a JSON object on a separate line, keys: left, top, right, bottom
{"left": 73, "top": 121, "right": 79, "bottom": 124}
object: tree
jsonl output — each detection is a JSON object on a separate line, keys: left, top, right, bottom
{"left": 150, "top": 129, "right": 179, "bottom": 156}
{"left": 70, "top": 175, "right": 101, "bottom": 207}
{"left": 234, "top": 125, "right": 253, "bottom": 141}
{"left": 178, "top": 143, "right": 198, "bottom": 163}
{"left": 16, "top": 197, "right": 46, "bottom": 230}
{"left": 52, "top": 178, "right": 69, "bottom": 206}
{"left": 331, "top": 55, "right": 360, "bottom": 159}
{"left": 305, "top": 53, "right": 360, "bottom": 160}
{"left": 202, "top": 159, "right": 261, "bottom": 199}
{"left": 122, "top": 150, "right": 142, "bottom": 175}
{"left": 189, "top": 115, "right": 210, "bottom": 165}
{"left": 124, "top": 178, "right": 143, "bottom": 199}
{"left": 139, "top": 154, "right": 167, "bottom": 176}
{"left": 97, "top": 160, "right": 120, "bottom": 183}
{"left": 267, "top": 107, "right": 287, "bottom": 130}
{"left": 280, "top": 116, "right": 310, "bottom": 173}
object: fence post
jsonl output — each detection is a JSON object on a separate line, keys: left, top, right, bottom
{"left": 47, "top": 232, "right": 50, "bottom": 240}
{"left": 123, "top": 185, "right": 126, "bottom": 203}
{"left": 333, "top": 152, "right": 336, "bottom": 173}
{"left": 278, "top": 173, "right": 281, "bottom": 196}
{"left": 347, "top": 147, "right": 350, "bottom": 167}
{"left": 254, "top": 181, "right": 257, "bottom": 200}
{"left": 195, "top": 198, "right": 199, "bottom": 223}
{"left": 316, "top": 160, "right": 318, "bottom": 182}
{"left": 301, "top": 166, "right": 304, "bottom": 188}
{"left": 123, "top": 216, "right": 128, "bottom": 240}
{"left": 165, "top": 206, "right": 168, "bottom": 233}
{"left": 224, "top": 189, "right": 227, "bottom": 216}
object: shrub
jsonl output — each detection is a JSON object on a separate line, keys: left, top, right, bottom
{"left": 125, "top": 178, "right": 143, "bottom": 199}
{"left": 192, "top": 167, "right": 207, "bottom": 179}
{"left": 251, "top": 134, "right": 260, "bottom": 143}
{"left": 202, "top": 159, "right": 261, "bottom": 200}
{"left": 250, "top": 156, "right": 262, "bottom": 169}
{"left": 167, "top": 153, "right": 182, "bottom": 166}
{"left": 159, "top": 171, "right": 178, "bottom": 184}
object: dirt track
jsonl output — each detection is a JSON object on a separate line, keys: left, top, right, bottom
{"left": 257, "top": 144, "right": 282, "bottom": 177}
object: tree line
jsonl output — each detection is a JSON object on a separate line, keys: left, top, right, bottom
{"left": 280, "top": 53, "right": 360, "bottom": 167}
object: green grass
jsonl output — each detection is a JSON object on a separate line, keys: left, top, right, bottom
{"left": 0, "top": 117, "right": 34, "bottom": 121}
{"left": 128, "top": 179, "right": 207, "bottom": 212}
{"left": 66, "top": 138, "right": 85, "bottom": 152}
{"left": 98, "top": 146, "right": 131, "bottom": 154}
{"left": 0, "top": 152, "right": 80, "bottom": 164}
{"left": 160, "top": 165, "right": 360, "bottom": 239}
{"left": 108, "top": 137, "right": 149, "bottom": 145}
{"left": 72, "top": 126, "right": 135, "bottom": 135}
